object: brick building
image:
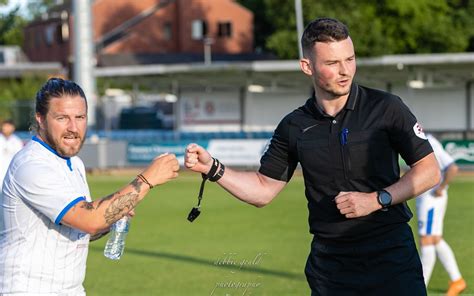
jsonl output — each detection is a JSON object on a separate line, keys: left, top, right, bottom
{"left": 23, "top": 0, "right": 254, "bottom": 68}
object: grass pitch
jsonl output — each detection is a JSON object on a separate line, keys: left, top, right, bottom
{"left": 84, "top": 172, "right": 473, "bottom": 295}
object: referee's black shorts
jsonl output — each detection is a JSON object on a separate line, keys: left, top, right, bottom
{"left": 305, "top": 223, "right": 426, "bottom": 296}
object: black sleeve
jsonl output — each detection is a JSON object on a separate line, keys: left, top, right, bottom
{"left": 258, "top": 115, "right": 298, "bottom": 182}
{"left": 385, "top": 96, "right": 433, "bottom": 166}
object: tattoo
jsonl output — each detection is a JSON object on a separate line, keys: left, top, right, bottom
{"left": 90, "top": 229, "right": 110, "bottom": 241}
{"left": 103, "top": 192, "right": 139, "bottom": 224}
{"left": 80, "top": 202, "right": 94, "bottom": 210}
{"left": 131, "top": 177, "right": 142, "bottom": 193}
{"left": 97, "top": 192, "right": 115, "bottom": 209}
{"left": 96, "top": 178, "right": 141, "bottom": 210}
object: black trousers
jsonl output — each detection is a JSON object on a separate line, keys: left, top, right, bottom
{"left": 305, "top": 223, "right": 426, "bottom": 296}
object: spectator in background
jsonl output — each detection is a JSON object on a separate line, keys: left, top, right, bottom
{"left": 417, "top": 134, "right": 467, "bottom": 296}
{"left": 0, "top": 119, "right": 24, "bottom": 186}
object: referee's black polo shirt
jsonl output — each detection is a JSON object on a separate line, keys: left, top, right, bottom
{"left": 259, "top": 83, "right": 433, "bottom": 243}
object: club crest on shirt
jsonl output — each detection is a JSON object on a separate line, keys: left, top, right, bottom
{"left": 413, "top": 122, "right": 427, "bottom": 140}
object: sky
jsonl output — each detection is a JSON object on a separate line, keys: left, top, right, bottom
{"left": 0, "top": 0, "right": 29, "bottom": 15}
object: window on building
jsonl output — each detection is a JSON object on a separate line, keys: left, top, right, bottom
{"left": 44, "top": 24, "right": 55, "bottom": 46}
{"left": 192, "top": 20, "right": 207, "bottom": 40}
{"left": 163, "top": 22, "right": 172, "bottom": 40}
{"left": 35, "top": 30, "right": 42, "bottom": 48}
{"left": 217, "top": 22, "right": 232, "bottom": 38}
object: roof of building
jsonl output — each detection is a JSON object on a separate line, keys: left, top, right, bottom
{"left": 94, "top": 52, "right": 474, "bottom": 89}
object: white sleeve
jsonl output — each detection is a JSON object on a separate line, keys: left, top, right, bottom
{"left": 428, "top": 135, "right": 455, "bottom": 170}
{"left": 13, "top": 137, "right": 24, "bottom": 152}
{"left": 12, "top": 160, "right": 86, "bottom": 225}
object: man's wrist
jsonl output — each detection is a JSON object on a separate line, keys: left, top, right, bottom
{"left": 372, "top": 192, "right": 382, "bottom": 210}
{"left": 376, "top": 189, "right": 392, "bottom": 211}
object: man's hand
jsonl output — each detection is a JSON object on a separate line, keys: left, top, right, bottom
{"left": 185, "top": 143, "right": 214, "bottom": 174}
{"left": 334, "top": 191, "right": 380, "bottom": 218}
{"left": 140, "top": 153, "right": 179, "bottom": 187}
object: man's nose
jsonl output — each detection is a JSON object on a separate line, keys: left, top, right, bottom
{"left": 67, "top": 119, "right": 78, "bottom": 132}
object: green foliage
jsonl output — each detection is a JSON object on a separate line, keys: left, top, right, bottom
{"left": 251, "top": 0, "right": 474, "bottom": 58}
{"left": 0, "top": 76, "right": 47, "bottom": 129}
{"left": 0, "top": 6, "right": 26, "bottom": 46}
{"left": 237, "top": 0, "right": 276, "bottom": 52}
{"left": 266, "top": 30, "right": 299, "bottom": 59}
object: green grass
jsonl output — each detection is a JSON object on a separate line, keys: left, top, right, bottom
{"left": 84, "top": 173, "right": 473, "bottom": 295}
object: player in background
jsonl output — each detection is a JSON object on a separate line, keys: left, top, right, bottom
{"left": 0, "top": 119, "right": 24, "bottom": 186}
{"left": 417, "top": 134, "right": 467, "bottom": 296}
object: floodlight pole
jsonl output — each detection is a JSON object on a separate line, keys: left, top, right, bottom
{"left": 295, "top": 0, "right": 304, "bottom": 59}
{"left": 204, "top": 37, "right": 213, "bottom": 65}
{"left": 73, "top": 0, "right": 97, "bottom": 127}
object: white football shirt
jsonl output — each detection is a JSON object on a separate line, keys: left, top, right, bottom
{"left": 0, "top": 133, "right": 24, "bottom": 186}
{"left": 0, "top": 136, "right": 91, "bottom": 295}
{"left": 427, "top": 134, "right": 455, "bottom": 183}
{"left": 416, "top": 134, "right": 455, "bottom": 236}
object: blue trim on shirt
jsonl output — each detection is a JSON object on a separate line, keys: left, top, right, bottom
{"left": 32, "top": 136, "right": 73, "bottom": 171}
{"left": 55, "top": 196, "right": 86, "bottom": 225}
{"left": 426, "top": 208, "right": 434, "bottom": 235}
{"left": 66, "top": 159, "right": 72, "bottom": 171}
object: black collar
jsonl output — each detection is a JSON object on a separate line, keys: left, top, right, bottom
{"left": 305, "top": 83, "right": 359, "bottom": 118}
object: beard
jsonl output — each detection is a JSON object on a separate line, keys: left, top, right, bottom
{"left": 43, "top": 130, "right": 85, "bottom": 158}
{"left": 318, "top": 81, "right": 352, "bottom": 98}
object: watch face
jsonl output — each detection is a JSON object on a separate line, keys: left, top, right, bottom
{"left": 379, "top": 191, "right": 392, "bottom": 207}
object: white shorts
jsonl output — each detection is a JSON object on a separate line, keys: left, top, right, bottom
{"left": 416, "top": 189, "right": 448, "bottom": 236}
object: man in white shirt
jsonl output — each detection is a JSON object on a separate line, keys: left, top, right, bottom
{"left": 0, "top": 78, "right": 180, "bottom": 295}
{"left": 0, "top": 119, "right": 24, "bottom": 186}
{"left": 417, "top": 134, "right": 467, "bottom": 296}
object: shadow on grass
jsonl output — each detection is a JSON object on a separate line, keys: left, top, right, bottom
{"left": 90, "top": 245, "right": 305, "bottom": 281}
{"left": 427, "top": 288, "right": 446, "bottom": 295}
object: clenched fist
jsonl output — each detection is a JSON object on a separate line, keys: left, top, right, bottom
{"left": 140, "top": 153, "right": 179, "bottom": 187}
{"left": 185, "top": 143, "right": 214, "bottom": 174}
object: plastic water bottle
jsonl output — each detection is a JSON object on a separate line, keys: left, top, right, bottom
{"left": 104, "top": 216, "right": 130, "bottom": 260}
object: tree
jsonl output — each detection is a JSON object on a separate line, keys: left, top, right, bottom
{"left": 252, "top": 0, "right": 474, "bottom": 59}
{"left": 0, "top": 75, "right": 48, "bottom": 130}
{"left": 0, "top": 6, "right": 26, "bottom": 46}
{"left": 237, "top": 0, "right": 275, "bottom": 53}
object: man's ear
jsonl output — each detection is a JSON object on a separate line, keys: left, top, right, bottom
{"left": 35, "top": 113, "right": 44, "bottom": 130}
{"left": 299, "top": 58, "right": 313, "bottom": 76}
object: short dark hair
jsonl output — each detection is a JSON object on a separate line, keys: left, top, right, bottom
{"left": 301, "top": 18, "right": 349, "bottom": 57}
{"left": 35, "top": 77, "right": 87, "bottom": 117}
{"left": 32, "top": 78, "right": 87, "bottom": 132}
{"left": 1, "top": 119, "right": 15, "bottom": 126}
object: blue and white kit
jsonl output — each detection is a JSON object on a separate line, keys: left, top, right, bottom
{"left": 416, "top": 134, "right": 455, "bottom": 236}
{"left": 0, "top": 136, "right": 91, "bottom": 295}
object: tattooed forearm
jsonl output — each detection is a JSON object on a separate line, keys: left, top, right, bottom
{"left": 80, "top": 202, "right": 94, "bottom": 210}
{"left": 103, "top": 192, "right": 140, "bottom": 224}
{"left": 90, "top": 229, "right": 110, "bottom": 241}
{"left": 97, "top": 192, "right": 115, "bottom": 209}
{"left": 131, "top": 177, "right": 142, "bottom": 193}
{"left": 96, "top": 178, "right": 142, "bottom": 210}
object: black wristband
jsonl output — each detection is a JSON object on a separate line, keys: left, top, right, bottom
{"left": 137, "top": 174, "right": 153, "bottom": 189}
{"left": 208, "top": 162, "right": 225, "bottom": 182}
{"left": 202, "top": 158, "right": 219, "bottom": 180}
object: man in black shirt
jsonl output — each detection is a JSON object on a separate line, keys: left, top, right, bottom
{"left": 185, "top": 17, "right": 440, "bottom": 295}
